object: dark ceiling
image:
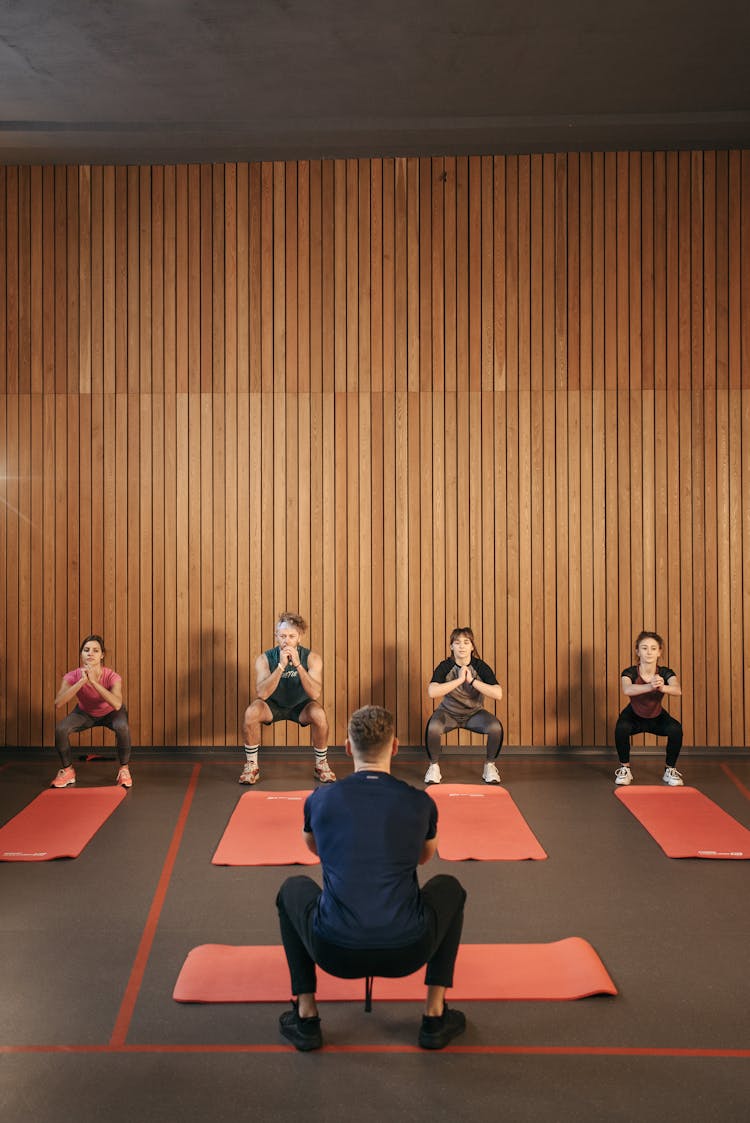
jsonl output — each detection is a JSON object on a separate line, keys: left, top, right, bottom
{"left": 1, "top": 0, "right": 749, "bottom": 166}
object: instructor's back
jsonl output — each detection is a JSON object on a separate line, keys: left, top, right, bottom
{"left": 276, "top": 705, "right": 468, "bottom": 1050}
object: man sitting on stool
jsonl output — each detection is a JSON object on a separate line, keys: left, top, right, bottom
{"left": 276, "top": 705, "right": 467, "bottom": 1051}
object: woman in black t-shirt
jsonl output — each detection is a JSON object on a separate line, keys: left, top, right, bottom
{"left": 424, "top": 627, "right": 504, "bottom": 786}
{"left": 614, "top": 630, "right": 684, "bottom": 787}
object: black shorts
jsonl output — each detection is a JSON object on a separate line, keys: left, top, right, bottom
{"left": 262, "top": 698, "right": 311, "bottom": 726}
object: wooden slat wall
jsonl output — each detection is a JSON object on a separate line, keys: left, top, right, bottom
{"left": 1, "top": 151, "right": 749, "bottom": 749}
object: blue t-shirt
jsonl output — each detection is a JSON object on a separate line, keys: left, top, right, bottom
{"left": 304, "top": 771, "right": 438, "bottom": 950}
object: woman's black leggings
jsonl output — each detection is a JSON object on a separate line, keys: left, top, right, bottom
{"left": 425, "top": 709, "right": 504, "bottom": 762}
{"left": 613, "top": 706, "right": 683, "bottom": 767}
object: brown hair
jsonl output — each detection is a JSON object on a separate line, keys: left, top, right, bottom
{"left": 347, "top": 705, "right": 395, "bottom": 756}
{"left": 79, "top": 634, "right": 106, "bottom": 656}
{"left": 276, "top": 612, "right": 307, "bottom": 633}
{"left": 449, "top": 627, "right": 478, "bottom": 658}
{"left": 634, "top": 630, "right": 664, "bottom": 652}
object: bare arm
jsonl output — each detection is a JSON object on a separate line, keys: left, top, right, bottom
{"left": 55, "top": 670, "right": 123, "bottom": 710}
{"left": 427, "top": 665, "right": 467, "bottom": 699}
{"left": 471, "top": 677, "right": 503, "bottom": 702}
{"left": 621, "top": 676, "right": 659, "bottom": 698}
{"left": 254, "top": 653, "right": 282, "bottom": 700}
{"left": 87, "top": 675, "right": 123, "bottom": 710}
{"left": 54, "top": 674, "right": 86, "bottom": 709}
{"left": 294, "top": 650, "right": 323, "bottom": 702}
{"left": 303, "top": 830, "right": 319, "bottom": 856}
{"left": 621, "top": 672, "right": 682, "bottom": 698}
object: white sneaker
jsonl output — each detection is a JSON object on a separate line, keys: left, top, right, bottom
{"left": 662, "top": 766, "right": 684, "bottom": 786}
{"left": 615, "top": 765, "right": 633, "bottom": 785}
{"left": 239, "top": 761, "right": 260, "bottom": 784}
{"left": 313, "top": 759, "right": 336, "bottom": 783}
{"left": 482, "top": 761, "right": 502, "bottom": 785}
{"left": 424, "top": 762, "right": 442, "bottom": 785}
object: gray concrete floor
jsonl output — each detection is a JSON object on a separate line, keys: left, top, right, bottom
{"left": 1, "top": 750, "right": 749, "bottom": 1122}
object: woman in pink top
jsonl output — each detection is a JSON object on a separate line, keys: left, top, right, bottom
{"left": 52, "top": 634, "right": 133, "bottom": 788}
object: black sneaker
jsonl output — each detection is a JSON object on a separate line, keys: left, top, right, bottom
{"left": 279, "top": 1002, "right": 323, "bottom": 1052}
{"left": 418, "top": 1005, "right": 466, "bottom": 1050}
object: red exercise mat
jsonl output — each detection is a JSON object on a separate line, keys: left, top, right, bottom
{"left": 173, "top": 938, "right": 616, "bottom": 1002}
{"left": 615, "top": 786, "right": 750, "bottom": 859}
{"left": 427, "top": 784, "right": 547, "bottom": 860}
{"left": 0, "top": 787, "right": 127, "bottom": 861}
{"left": 212, "top": 791, "right": 319, "bottom": 866}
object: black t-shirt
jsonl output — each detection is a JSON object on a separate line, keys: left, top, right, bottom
{"left": 621, "top": 664, "right": 676, "bottom": 719}
{"left": 304, "top": 771, "right": 437, "bottom": 949}
{"left": 430, "top": 656, "right": 498, "bottom": 719}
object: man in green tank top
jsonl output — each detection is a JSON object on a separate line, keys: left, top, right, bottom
{"left": 240, "top": 612, "right": 335, "bottom": 785}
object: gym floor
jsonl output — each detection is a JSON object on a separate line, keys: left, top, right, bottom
{"left": 1, "top": 749, "right": 749, "bottom": 1122}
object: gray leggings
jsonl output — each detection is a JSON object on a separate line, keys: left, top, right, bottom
{"left": 425, "top": 708, "right": 504, "bottom": 762}
{"left": 55, "top": 706, "right": 132, "bottom": 767}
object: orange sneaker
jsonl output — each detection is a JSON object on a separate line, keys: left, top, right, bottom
{"left": 51, "top": 767, "right": 76, "bottom": 788}
{"left": 116, "top": 766, "right": 133, "bottom": 788}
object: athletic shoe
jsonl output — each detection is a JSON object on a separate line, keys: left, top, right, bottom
{"left": 314, "top": 760, "right": 336, "bottom": 783}
{"left": 418, "top": 1005, "right": 466, "bottom": 1050}
{"left": 51, "top": 766, "right": 76, "bottom": 788}
{"left": 239, "top": 762, "right": 260, "bottom": 784}
{"left": 482, "top": 761, "right": 502, "bottom": 784}
{"left": 116, "top": 766, "right": 133, "bottom": 788}
{"left": 615, "top": 765, "right": 633, "bottom": 786}
{"left": 662, "top": 766, "right": 684, "bottom": 787}
{"left": 424, "top": 762, "right": 442, "bottom": 785}
{"left": 279, "top": 1002, "right": 323, "bottom": 1051}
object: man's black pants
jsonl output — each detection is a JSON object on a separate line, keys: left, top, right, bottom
{"left": 276, "top": 874, "right": 466, "bottom": 996}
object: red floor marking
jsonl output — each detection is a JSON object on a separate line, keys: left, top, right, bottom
{"left": 721, "top": 763, "right": 750, "bottom": 802}
{"left": 108, "top": 763, "right": 201, "bottom": 1048}
{"left": 1, "top": 1043, "right": 749, "bottom": 1058}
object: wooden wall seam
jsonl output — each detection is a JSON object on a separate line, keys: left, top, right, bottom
{"left": 1, "top": 152, "right": 748, "bottom": 748}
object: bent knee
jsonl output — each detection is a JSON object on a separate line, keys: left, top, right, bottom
{"left": 426, "top": 873, "right": 467, "bottom": 905}
{"left": 244, "top": 700, "right": 267, "bottom": 721}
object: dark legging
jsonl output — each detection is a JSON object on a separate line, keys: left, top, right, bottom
{"left": 425, "top": 708, "right": 504, "bottom": 763}
{"left": 55, "top": 706, "right": 132, "bottom": 767}
{"left": 613, "top": 705, "right": 683, "bottom": 767}
{"left": 276, "top": 874, "right": 466, "bottom": 997}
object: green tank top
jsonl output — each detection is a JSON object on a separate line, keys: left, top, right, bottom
{"left": 265, "top": 645, "right": 312, "bottom": 709}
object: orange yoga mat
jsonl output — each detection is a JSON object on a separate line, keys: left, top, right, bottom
{"left": 615, "top": 786, "right": 750, "bottom": 858}
{"left": 0, "top": 787, "right": 127, "bottom": 861}
{"left": 427, "top": 785, "right": 547, "bottom": 860}
{"left": 173, "top": 938, "right": 616, "bottom": 1002}
{"left": 212, "top": 791, "right": 319, "bottom": 866}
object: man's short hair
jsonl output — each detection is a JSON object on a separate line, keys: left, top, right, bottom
{"left": 276, "top": 612, "right": 307, "bottom": 633}
{"left": 348, "top": 706, "right": 394, "bottom": 755}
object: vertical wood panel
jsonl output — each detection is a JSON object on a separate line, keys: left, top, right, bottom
{"left": 1, "top": 150, "right": 748, "bottom": 750}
